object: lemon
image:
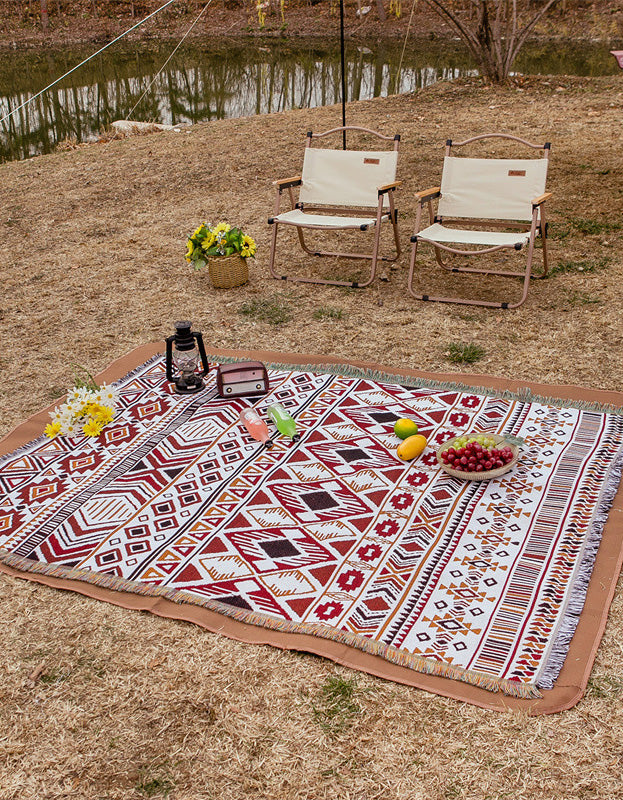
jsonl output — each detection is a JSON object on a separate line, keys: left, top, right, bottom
{"left": 397, "top": 434, "right": 428, "bottom": 461}
{"left": 394, "top": 418, "right": 419, "bottom": 439}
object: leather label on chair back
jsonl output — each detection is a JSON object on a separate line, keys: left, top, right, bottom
{"left": 438, "top": 156, "right": 548, "bottom": 221}
{"left": 299, "top": 148, "right": 398, "bottom": 208}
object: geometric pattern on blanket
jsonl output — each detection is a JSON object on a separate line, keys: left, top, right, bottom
{"left": 1, "top": 355, "right": 622, "bottom": 699}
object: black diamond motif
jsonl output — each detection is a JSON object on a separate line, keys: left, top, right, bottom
{"left": 260, "top": 539, "right": 300, "bottom": 559}
{"left": 369, "top": 411, "right": 399, "bottom": 423}
{"left": 336, "top": 448, "right": 370, "bottom": 463}
{"left": 439, "top": 619, "right": 463, "bottom": 631}
{"left": 219, "top": 595, "right": 253, "bottom": 610}
{"left": 300, "top": 490, "right": 339, "bottom": 511}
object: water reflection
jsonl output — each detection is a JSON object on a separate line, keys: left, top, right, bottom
{"left": 0, "top": 37, "right": 619, "bottom": 163}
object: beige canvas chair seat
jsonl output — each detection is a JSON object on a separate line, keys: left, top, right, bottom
{"left": 408, "top": 134, "right": 552, "bottom": 309}
{"left": 272, "top": 208, "right": 389, "bottom": 230}
{"left": 415, "top": 223, "right": 531, "bottom": 249}
{"left": 268, "top": 126, "right": 401, "bottom": 288}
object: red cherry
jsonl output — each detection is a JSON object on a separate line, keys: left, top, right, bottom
{"left": 484, "top": 460, "right": 492, "bottom": 470}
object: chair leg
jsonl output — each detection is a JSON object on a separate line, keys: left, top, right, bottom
{"left": 271, "top": 217, "right": 399, "bottom": 289}
{"left": 434, "top": 245, "right": 453, "bottom": 271}
{"left": 297, "top": 228, "right": 316, "bottom": 255}
{"left": 408, "top": 239, "right": 534, "bottom": 309}
{"left": 534, "top": 209, "right": 550, "bottom": 278}
{"left": 267, "top": 221, "right": 281, "bottom": 280}
{"left": 541, "top": 232, "right": 549, "bottom": 277}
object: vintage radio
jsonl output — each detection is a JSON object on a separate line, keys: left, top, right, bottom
{"left": 216, "top": 361, "right": 269, "bottom": 398}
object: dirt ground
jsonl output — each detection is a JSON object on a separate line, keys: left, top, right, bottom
{"left": 1, "top": 69, "right": 623, "bottom": 799}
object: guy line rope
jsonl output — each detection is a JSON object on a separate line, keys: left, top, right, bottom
{"left": 0, "top": 0, "right": 209, "bottom": 127}
{"left": 395, "top": 0, "right": 418, "bottom": 91}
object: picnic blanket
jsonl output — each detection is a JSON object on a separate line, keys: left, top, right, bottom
{"left": 2, "top": 344, "right": 623, "bottom": 714}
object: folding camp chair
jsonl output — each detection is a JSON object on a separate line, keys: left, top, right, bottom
{"left": 268, "top": 126, "right": 401, "bottom": 288}
{"left": 408, "top": 133, "right": 552, "bottom": 309}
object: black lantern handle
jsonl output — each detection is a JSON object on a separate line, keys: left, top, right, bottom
{"left": 194, "top": 331, "right": 209, "bottom": 379}
{"left": 165, "top": 334, "right": 175, "bottom": 382}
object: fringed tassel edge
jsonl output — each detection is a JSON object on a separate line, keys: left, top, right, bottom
{"left": 536, "top": 445, "right": 623, "bottom": 690}
{"left": 0, "top": 547, "right": 541, "bottom": 699}
{"left": 208, "top": 355, "right": 623, "bottom": 417}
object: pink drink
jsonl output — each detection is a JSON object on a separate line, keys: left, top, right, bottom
{"left": 239, "top": 407, "right": 273, "bottom": 448}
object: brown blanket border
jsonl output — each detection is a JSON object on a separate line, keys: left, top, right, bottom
{"left": 1, "top": 343, "right": 622, "bottom": 714}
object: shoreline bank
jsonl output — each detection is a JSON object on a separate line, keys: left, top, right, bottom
{"left": 0, "top": 2, "right": 621, "bottom": 54}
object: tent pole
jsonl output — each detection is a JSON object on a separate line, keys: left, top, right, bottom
{"left": 340, "top": 0, "right": 346, "bottom": 149}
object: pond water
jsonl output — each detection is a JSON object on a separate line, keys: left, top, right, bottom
{"left": 0, "top": 36, "right": 620, "bottom": 163}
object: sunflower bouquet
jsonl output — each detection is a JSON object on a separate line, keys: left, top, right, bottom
{"left": 185, "top": 222, "right": 257, "bottom": 271}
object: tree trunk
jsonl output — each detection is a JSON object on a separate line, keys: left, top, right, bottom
{"left": 376, "top": 0, "right": 387, "bottom": 22}
{"left": 475, "top": 2, "right": 504, "bottom": 83}
{"left": 40, "top": 0, "right": 49, "bottom": 30}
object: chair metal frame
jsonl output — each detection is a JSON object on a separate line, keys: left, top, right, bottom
{"left": 268, "top": 126, "right": 402, "bottom": 288}
{"left": 408, "top": 133, "right": 552, "bottom": 309}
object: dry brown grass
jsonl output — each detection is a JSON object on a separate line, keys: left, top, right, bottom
{"left": 1, "top": 74, "right": 623, "bottom": 799}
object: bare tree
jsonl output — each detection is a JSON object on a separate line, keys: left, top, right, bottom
{"left": 425, "top": 0, "right": 560, "bottom": 82}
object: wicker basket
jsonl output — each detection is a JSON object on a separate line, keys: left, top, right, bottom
{"left": 207, "top": 254, "right": 249, "bottom": 288}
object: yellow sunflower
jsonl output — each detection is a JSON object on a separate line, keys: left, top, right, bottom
{"left": 201, "top": 233, "right": 217, "bottom": 251}
{"left": 240, "top": 235, "right": 257, "bottom": 258}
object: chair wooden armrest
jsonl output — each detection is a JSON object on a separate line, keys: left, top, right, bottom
{"left": 415, "top": 186, "right": 441, "bottom": 204}
{"left": 377, "top": 181, "right": 402, "bottom": 195}
{"left": 532, "top": 191, "right": 552, "bottom": 207}
{"left": 273, "top": 175, "right": 302, "bottom": 190}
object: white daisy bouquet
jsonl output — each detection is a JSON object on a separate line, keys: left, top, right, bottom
{"left": 185, "top": 221, "right": 257, "bottom": 271}
{"left": 44, "top": 368, "right": 119, "bottom": 439}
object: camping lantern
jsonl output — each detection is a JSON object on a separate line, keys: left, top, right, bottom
{"left": 165, "top": 320, "right": 209, "bottom": 394}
